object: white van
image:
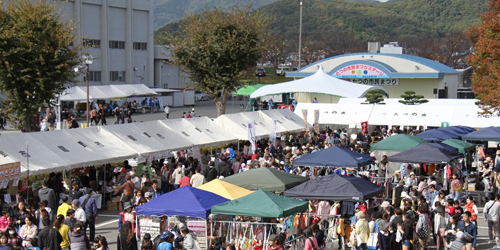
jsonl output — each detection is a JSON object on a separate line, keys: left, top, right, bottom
{"left": 276, "top": 66, "right": 291, "bottom": 76}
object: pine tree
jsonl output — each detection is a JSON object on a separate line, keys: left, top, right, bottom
{"left": 362, "top": 89, "right": 386, "bottom": 104}
{"left": 398, "top": 90, "right": 429, "bottom": 105}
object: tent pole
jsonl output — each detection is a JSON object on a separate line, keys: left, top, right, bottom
{"left": 249, "top": 98, "right": 252, "bottom": 112}
{"left": 287, "top": 94, "right": 289, "bottom": 105}
{"left": 238, "top": 141, "right": 240, "bottom": 153}
{"left": 103, "top": 165, "right": 106, "bottom": 207}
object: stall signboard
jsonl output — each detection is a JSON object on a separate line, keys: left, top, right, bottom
{"left": 0, "top": 162, "right": 20, "bottom": 179}
{"left": 333, "top": 64, "right": 390, "bottom": 78}
{"left": 349, "top": 78, "right": 399, "bottom": 86}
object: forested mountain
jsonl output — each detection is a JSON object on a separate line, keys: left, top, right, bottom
{"left": 154, "top": 0, "right": 488, "bottom": 68}
{"left": 153, "top": 0, "right": 279, "bottom": 29}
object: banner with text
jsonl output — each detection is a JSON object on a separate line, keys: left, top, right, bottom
{"left": 270, "top": 119, "right": 277, "bottom": 147}
{"left": 0, "top": 162, "right": 20, "bottom": 179}
{"left": 302, "top": 109, "right": 308, "bottom": 132}
{"left": 361, "top": 121, "right": 368, "bottom": 133}
{"left": 314, "top": 109, "right": 320, "bottom": 133}
{"left": 247, "top": 121, "right": 256, "bottom": 154}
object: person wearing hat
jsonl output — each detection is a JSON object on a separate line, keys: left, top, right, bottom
{"left": 377, "top": 220, "right": 392, "bottom": 250}
{"left": 267, "top": 234, "right": 283, "bottom": 250}
{"left": 71, "top": 199, "right": 86, "bottom": 224}
{"left": 354, "top": 211, "right": 369, "bottom": 250}
{"left": 78, "top": 188, "right": 98, "bottom": 241}
{"left": 144, "top": 192, "right": 152, "bottom": 202}
{"left": 449, "top": 231, "right": 467, "bottom": 250}
{"left": 380, "top": 201, "right": 392, "bottom": 216}
{"left": 118, "top": 203, "right": 135, "bottom": 232}
{"left": 405, "top": 172, "right": 417, "bottom": 191}
{"left": 158, "top": 231, "right": 174, "bottom": 250}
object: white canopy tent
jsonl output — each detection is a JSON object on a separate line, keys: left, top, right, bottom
{"left": 60, "top": 84, "right": 157, "bottom": 101}
{"left": 250, "top": 66, "right": 388, "bottom": 99}
{"left": 294, "top": 103, "right": 374, "bottom": 126}
{"left": 0, "top": 110, "right": 311, "bottom": 177}
{"left": 260, "top": 109, "right": 311, "bottom": 132}
{"left": 168, "top": 117, "right": 239, "bottom": 146}
{"left": 450, "top": 105, "right": 500, "bottom": 127}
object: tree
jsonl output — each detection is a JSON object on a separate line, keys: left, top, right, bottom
{"left": 468, "top": 0, "right": 500, "bottom": 115}
{"left": 0, "top": 0, "right": 80, "bottom": 132}
{"left": 362, "top": 89, "right": 386, "bottom": 104}
{"left": 399, "top": 90, "right": 429, "bottom": 105}
{"left": 161, "top": 7, "right": 270, "bottom": 116}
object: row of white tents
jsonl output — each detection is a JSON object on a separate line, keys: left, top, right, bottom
{"left": 296, "top": 98, "right": 499, "bottom": 128}
{"left": 0, "top": 109, "right": 311, "bottom": 177}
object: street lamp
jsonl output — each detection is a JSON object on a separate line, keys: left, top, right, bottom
{"left": 75, "top": 54, "right": 94, "bottom": 127}
{"left": 298, "top": 1, "right": 303, "bottom": 69}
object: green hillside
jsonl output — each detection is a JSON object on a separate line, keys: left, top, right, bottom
{"left": 155, "top": 0, "right": 488, "bottom": 42}
{"left": 153, "top": 0, "right": 279, "bottom": 29}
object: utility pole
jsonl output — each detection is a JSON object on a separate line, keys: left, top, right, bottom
{"left": 298, "top": 1, "right": 303, "bottom": 69}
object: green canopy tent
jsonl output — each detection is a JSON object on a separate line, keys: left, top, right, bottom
{"left": 441, "top": 139, "right": 475, "bottom": 155}
{"left": 235, "top": 84, "right": 268, "bottom": 111}
{"left": 234, "top": 84, "right": 267, "bottom": 96}
{"left": 221, "top": 167, "right": 309, "bottom": 193}
{"left": 211, "top": 189, "right": 308, "bottom": 217}
{"left": 371, "top": 134, "right": 425, "bottom": 152}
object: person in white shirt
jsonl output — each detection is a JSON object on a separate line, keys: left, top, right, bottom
{"left": 164, "top": 105, "right": 170, "bottom": 119}
{"left": 190, "top": 168, "right": 206, "bottom": 188}
{"left": 71, "top": 200, "right": 86, "bottom": 223}
{"left": 172, "top": 163, "right": 184, "bottom": 189}
{"left": 129, "top": 171, "right": 141, "bottom": 190}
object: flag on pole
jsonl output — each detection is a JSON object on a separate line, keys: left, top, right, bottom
{"left": 301, "top": 109, "right": 308, "bottom": 132}
{"left": 270, "top": 119, "right": 277, "bottom": 147}
{"left": 21, "top": 178, "right": 28, "bottom": 191}
{"left": 314, "top": 109, "right": 320, "bottom": 133}
{"left": 247, "top": 121, "right": 256, "bottom": 154}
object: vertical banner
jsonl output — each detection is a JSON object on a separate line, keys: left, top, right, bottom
{"left": 247, "top": 121, "right": 256, "bottom": 154}
{"left": 270, "top": 119, "right": 277, "bottom": 147}
{"left": 301, "top": 109, "right": 308, "bottom": 132}
{"left": 314, "top": 109, "right": 320, "bottom": 133}
{"left": 192, "top": 145, "right": 201, "bottom": 161}
{"left": 361, "top": 121, "right": 368, "bottom": 133}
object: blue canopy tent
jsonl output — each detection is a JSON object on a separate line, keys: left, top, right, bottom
{"left": 292, "top": 146, "right": 375, "bottom": 168}
{"left": 135, "top": 186, "right": 229, "bottom": 218}
{"left": 462, "top": 127, "right": 500, "bottom": 141}
{"left": 416, "top": 129, "right": 458, "bottom": 142}
{"left": 387, "top": 142, "right": 463, "bottom": 164}
{"left": 283, "top": 174, "right": 385, "bottom": 202}
{"left": 439, "top": 126, "right": 476, "bottom": 137}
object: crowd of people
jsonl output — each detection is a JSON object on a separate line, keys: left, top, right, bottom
{"left": 2, "top": 124, "right": 493, "bottom": 250}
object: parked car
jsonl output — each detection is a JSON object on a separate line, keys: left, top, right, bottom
{"left": 255, "top": 68, "right": 266, "bottom": 77}
{"left": 195, "top": 92, "right": 210, "bottom": 101}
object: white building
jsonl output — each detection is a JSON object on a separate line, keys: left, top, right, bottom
{"left": 51, "top": 0, "right": 155, "bottom": 87}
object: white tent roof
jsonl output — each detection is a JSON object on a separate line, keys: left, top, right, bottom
{"left": 450, "top": 105, "right": 500, "bottom": 128}
{"left": 338, "top": 98, "right": 479, "bottom": 106}
{"left": 250, "top": 66, "right": 388, "bottom": 99}
{"left": 60, "top": 84, "right": 157, "bottom": 101}
{"left": 368, "top": 104, "right": 455, "bottom": 127}
{"left": 294, "top": 103, "right": 374, "bottom": 126}
{"left": 214, "top": 112, "right": 276, "bottom": 140}
{"left": 160, "top": 118, "right": 237, "bottom": 147}
{"left": 172, "top": 117, "right": 238, "bottom": 146}
{"left": 260, "top": 109, "right": 311, "bottom": 132}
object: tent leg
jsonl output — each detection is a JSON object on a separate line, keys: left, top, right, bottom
{"left": 287, "top": 94, "right": 289, "bottom": 105}
{"left": 103, "top": 165, "right": 106, "bottom": 207}
{"left": 238, "top": 141, "right": 240, "bottom": 153}
{"left": 249, "top": 98, "right": 252, "bottom": 112}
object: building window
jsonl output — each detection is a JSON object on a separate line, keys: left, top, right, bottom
{"left": 109, "top": 41, "right": 125, "bottom": 49}
{"left": 163, "top": 84, "right": 168, "bottom": 89}
{"left": 83, "top": 71, "right": 102, "bottom": 82}
{"left": 110, "top": 71, "right": 126, "bottom": 82}
{"left": 133, "top": 42, "right": 147, "bottom": 50}
{"left": 83, "top": 39, "right": 101, "bottom": 48}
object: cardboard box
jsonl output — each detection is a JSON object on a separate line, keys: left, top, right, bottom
{"left": 107, "top": 201, "right": 119, "bottom": 211}
{"left": 111, "top": 196, "right": 121, "bottom": 202}
{"left": 468, "top": 183, "right": 476, "bottom": 191}
{"left": 119, "top": 202, "right": 123, "bottom": 211}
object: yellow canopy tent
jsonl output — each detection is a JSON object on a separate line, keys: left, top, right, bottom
{"left": 196, "top": 179, "right": 253, "bottom": 200}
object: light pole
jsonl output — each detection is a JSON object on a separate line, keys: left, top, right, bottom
{"left": 298, "top": 0, "right": 303, "bottom": 69}
{"left": 75, "top": 54, "right": 94, "bottom": 127}
{"left": 83, "top": 54, "right": 93, "bottom": 127}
